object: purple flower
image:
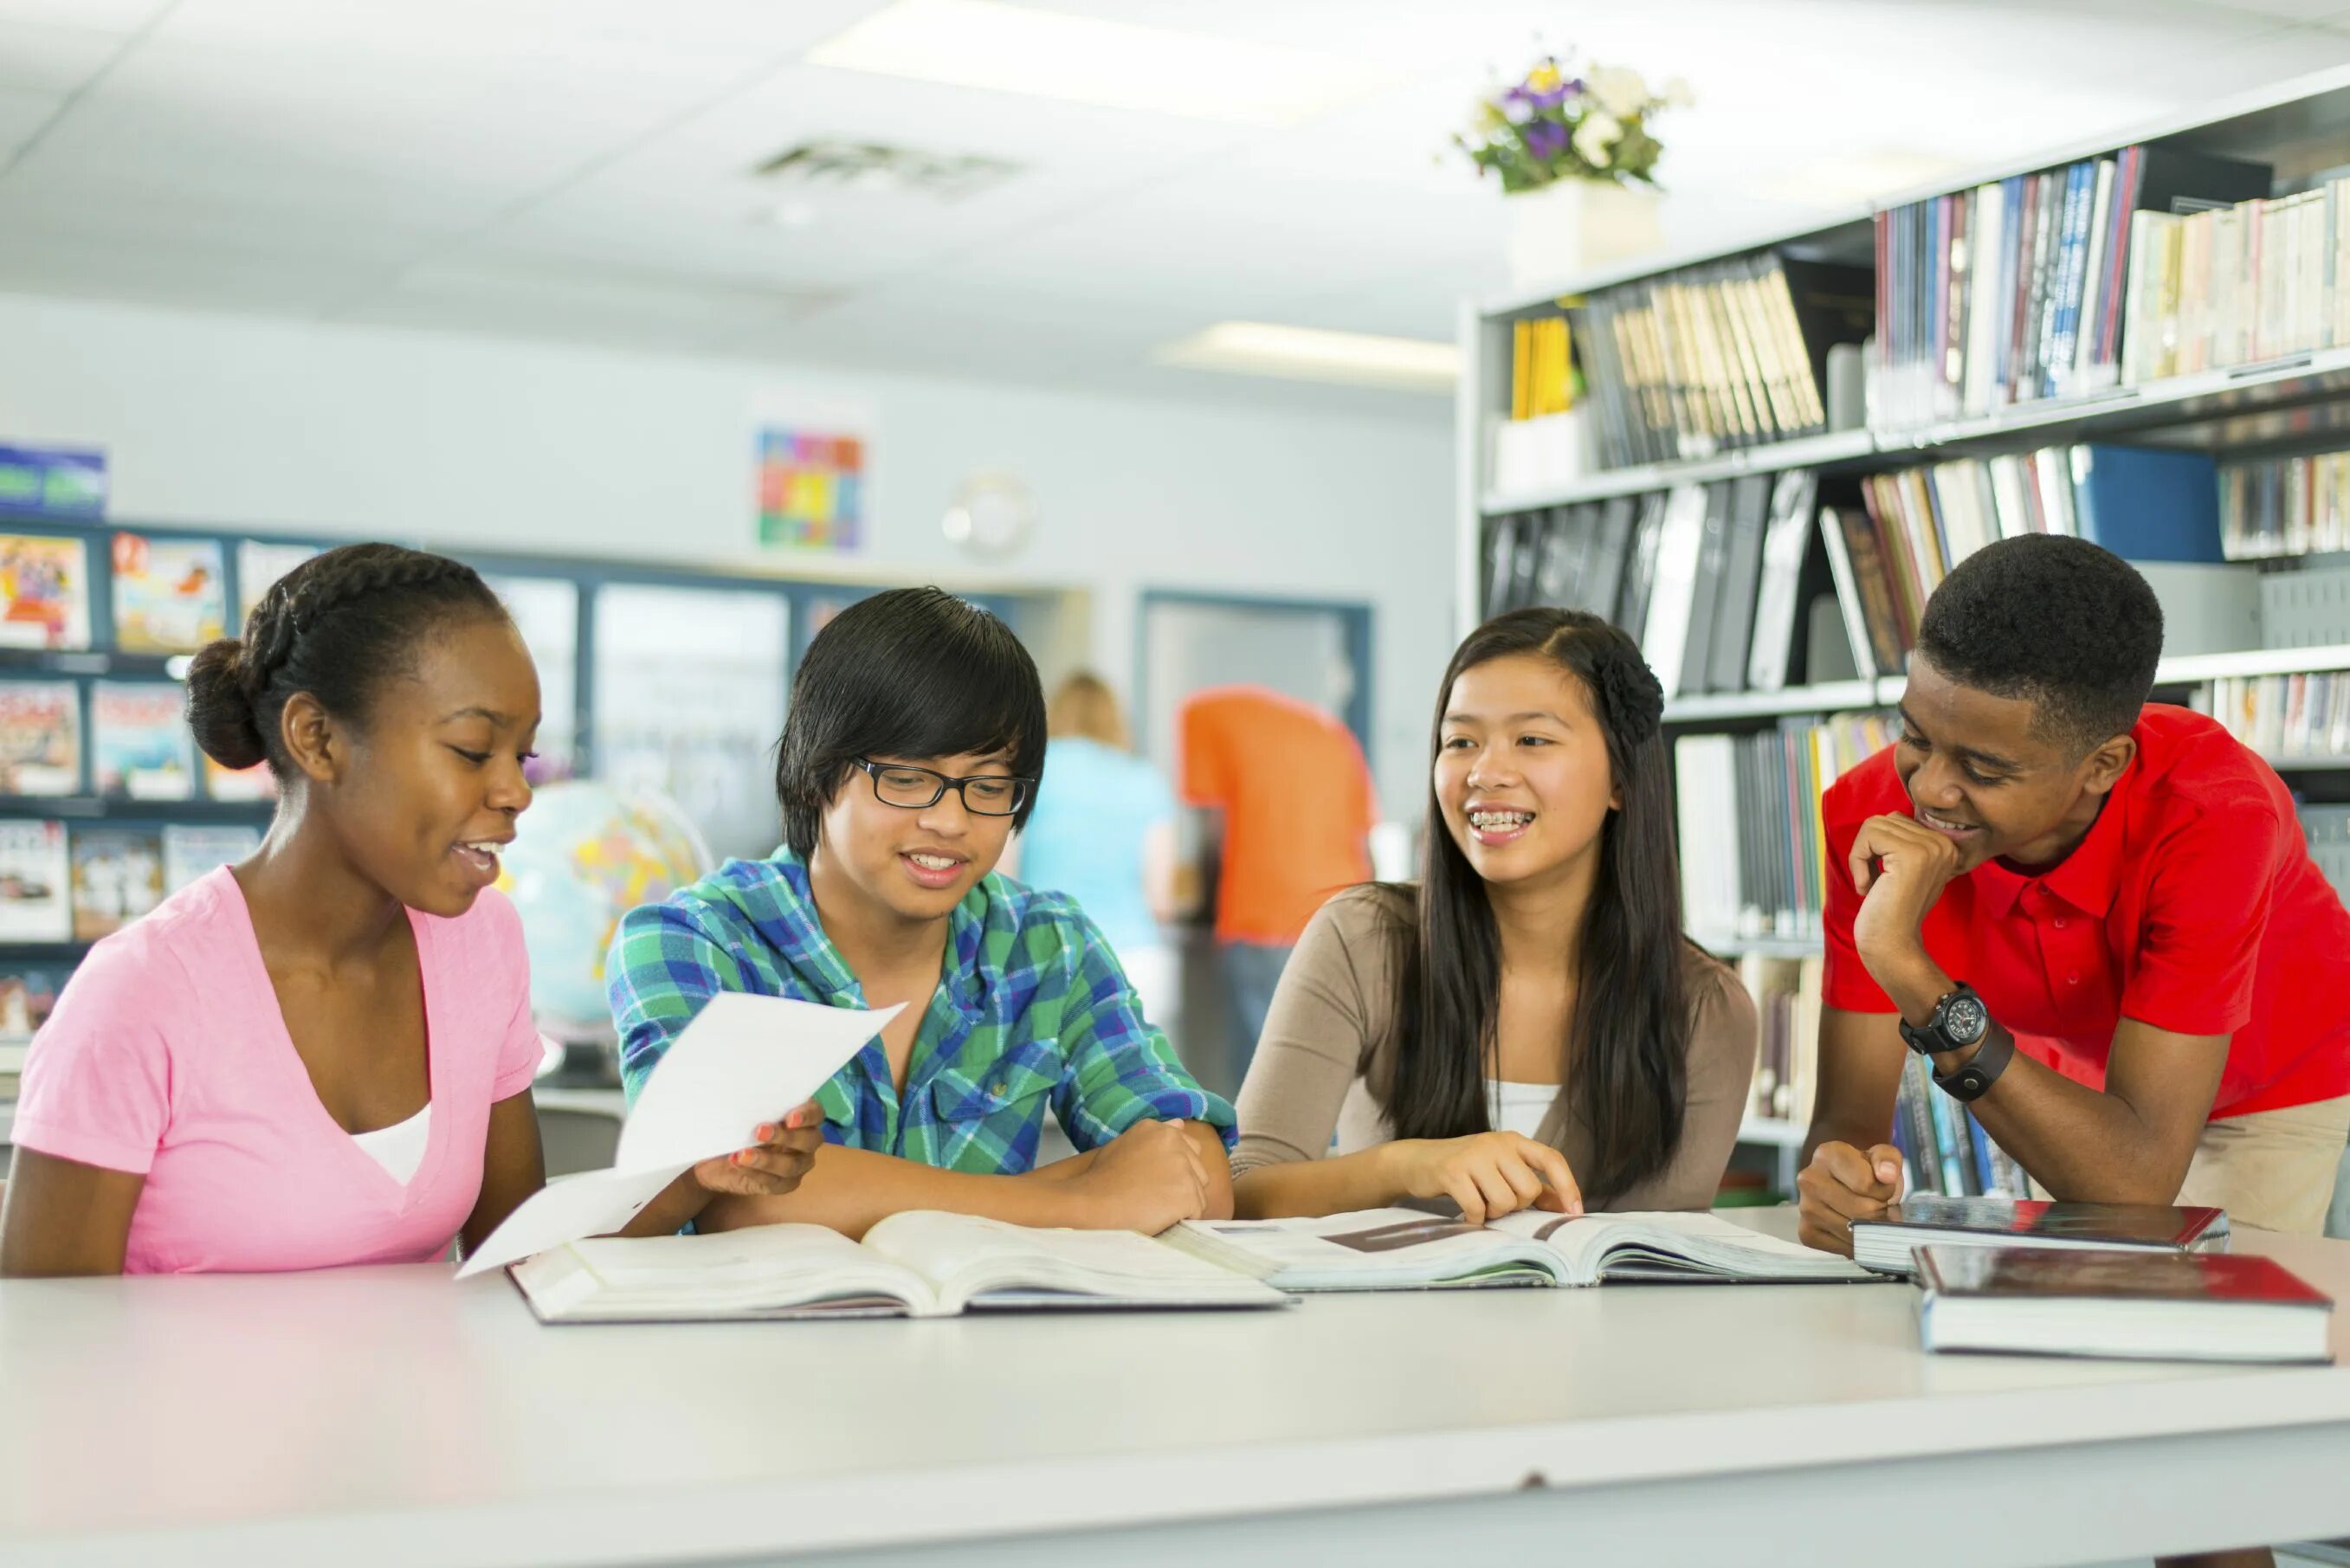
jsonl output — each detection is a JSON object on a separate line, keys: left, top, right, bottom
{"left": 1523, "top": 119, "right": 1568, "bottom": 160}
{"left": 1500, "top": 86, "right": 1535, "bottom": 125}
{"left": 1531, "top": 85, "right": 1570, "bottom": 110}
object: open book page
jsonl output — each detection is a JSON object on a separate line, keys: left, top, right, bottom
{"left": 1488, "top": 1210, "right": 1878, "bottom": 1283}
{"left": 512, "top": 1223, "right": 944, "bottom": 1321}
{"left": 862, "top": 1211, "right": 1289, "bottom": 1313}
{"left": 1165, "top": 1209, "right": 1569, "bottom": 1292}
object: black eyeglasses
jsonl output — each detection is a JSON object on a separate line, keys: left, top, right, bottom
{"left": 852, "top": 758, "right": 1033, "bottom": 816}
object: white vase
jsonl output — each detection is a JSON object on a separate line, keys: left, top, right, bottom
{"left": 1506, "top": 179, "right": 1665, "bottom": 289}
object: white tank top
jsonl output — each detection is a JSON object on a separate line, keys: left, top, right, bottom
{"left": 350, "top": 1104, "right": 432, "bottom": 1185}
{"left": 1331, "top": 1078, "right": 1560, "bottom": 1153}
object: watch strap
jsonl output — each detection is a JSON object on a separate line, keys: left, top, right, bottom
{"left": 1933, "top": 1027, "right": 2015, "bottom": 1103}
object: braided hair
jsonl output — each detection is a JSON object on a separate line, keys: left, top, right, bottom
{"left": 185, "top": 544, "right": 507, "bottom": 776}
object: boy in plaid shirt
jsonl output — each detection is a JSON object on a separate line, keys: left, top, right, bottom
{"left": 609, "top": 588, "right": 1234, "bottom": 1238}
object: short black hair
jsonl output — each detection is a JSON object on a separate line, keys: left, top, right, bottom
{"left": 774, "top": 588, "right": 1046, "bottom": 857}
{"left": 185, "top": 543, "right": 507, "bottom": 775}
{"left": 1915, "top": 533, "right": 2162, "bottom": 755}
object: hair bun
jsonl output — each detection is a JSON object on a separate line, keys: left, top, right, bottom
{"left": 184, "top": 636, "right": 268, "bottom": 771}
{"left": 1592, "top": 643, "right": 1665, "bottom": 747}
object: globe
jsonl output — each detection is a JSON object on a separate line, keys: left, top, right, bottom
{"left": 497, "top": 781, "right": 713, "bottom": 1040}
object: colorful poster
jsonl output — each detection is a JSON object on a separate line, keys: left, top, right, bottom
{"left": 0, "top": 680, "right": 81, "bottom": 797}
{"left": 203, "top": 754, "right": 277, "bottom": 803}
{"left": 162, "top": 823, "right": 260, "bottom": 894}
{"left": 0, "top": 533, "right": 91, "bottom": 650}
{"left": 756, "top": 428, "right": 864, "bottom": 552}
{"left": 0, "top": 445, "right": 106, "bottom": 520}
{"left": 113, "top": 532, "right": 229, "bottom": 654}
{"left": 0, "top": 965, "right": 65, "bottom": 1049}
{"left": 0, "top": 820, "right": 70, "bottom": 942}
{"left": 92, "top": 681, "right": 195, "bottom": 799}
{"left": 70, "top": 825, "right": 165, "bottom": 942}
{"left": 236, "top": 539, "right": 320, "bottom": 627}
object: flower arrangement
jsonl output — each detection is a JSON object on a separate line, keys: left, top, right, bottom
{"left": 1457, "top": 56, "right": 1691, "bottom": 192}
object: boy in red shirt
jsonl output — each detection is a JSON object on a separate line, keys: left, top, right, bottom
{"left": 1799, "top": 536, "right": 2350, "bottom": 1254}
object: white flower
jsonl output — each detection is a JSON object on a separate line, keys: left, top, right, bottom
{"left": 1501, "top": 93, "right": 1534, "bottom": 125}
{"left": 1662, "top": 74, "right": 1695, "bottom": 108}
{"left": 1588, "top": 65, "right": 1650, "bottom": 118}
{"left": 1572, "top": 111, "right": 1622, "bottom": 168}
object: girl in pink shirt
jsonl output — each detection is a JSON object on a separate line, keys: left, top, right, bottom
{"left": 0, "top": 544, "right": 819, "bottom": 1276}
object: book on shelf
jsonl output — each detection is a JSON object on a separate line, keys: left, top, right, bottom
{"left": 1874, "top": 145, "right": 2270, "bottom": 428}
{"left": 2304, "top": 803, "right": 2350, "bottom": 907}
{"left": 1673, "top": 711, "right": 1889, "bottom": 943}
{"left": 1830, "top": 445, "right": 2224, "bottom": 672}
{"left": 2192, "top": 673, "right": 2350, "bottom": 763}
{"left": 2221, "top": 448, "right": 2350, "bottom": 558}
{"left": 1889, "top": 1050, "right": 2032, "bottom": 1204}
{"left": 91, "top": 681, "right": 195, "bottom": 800}
{"left": 0, "top": 678, "right": 81, "bottom": 797}
{"left": 161, "top": 823, "right": 261, "bottom": 892}
{"left": 0, "top": 819, "right": 70, "bottom": 943}
{"left": 1163, "top": 1206, "right": 1875, "bottom": 1292}
{"left": 507, "top": 1212, "right": 1291, "bottom": 1324}
{"left": 1917, "top": 1245, "right": 2333, "bottom": 1364}
{"left": 1736, "top": 954, "right": 1823, "bottom": 1126}
{"left": 1850, "top": 1195, "right": 2229, "bottom": 1276}
{"left": 110, "top": 532, "right": 229, "bottom": 655}
{"left": 68, "top": 825, "right": 164, "bottom": 943}
{"left": 1493, "top": 316, "right": 1589, "bottom": 496}
{"left": 0, "top": 532, "right": 91, "bottom": 651}
{"left": 235, "top": 539, "right": 317, "bottom": 625}
{"left": 2121, "top": 168, "right": 2350, "bottom": 386}
{"left": 202, "top": 754, "right": 276, "bottom": 803}
{"left": 1569, "top": 254, "right": 1872, "bottom": 470}
{"left": 0, "top": 964, "right": 64, "bottom": 1062}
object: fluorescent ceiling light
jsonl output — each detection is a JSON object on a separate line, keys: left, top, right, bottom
{"left": 1153, "top": 322, "right": 1459, "bottom": 393}
{"left": 1756, "top": 151, "right": 1971, "bottom": 206}
{"left": 805, "top": 0, "right": 1392, "bottom": 126}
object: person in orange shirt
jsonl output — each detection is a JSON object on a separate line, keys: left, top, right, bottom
{"left": 1179, "top": 685, "right": 1378, "bottom": 1068}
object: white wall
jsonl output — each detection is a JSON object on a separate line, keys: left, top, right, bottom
{"left": 0, "top": 294, "right": 1454, "bottom": 813}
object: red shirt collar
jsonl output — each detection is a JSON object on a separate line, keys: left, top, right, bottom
{"left": 1966, "top": 752, "right": 2137, "bottom": 921}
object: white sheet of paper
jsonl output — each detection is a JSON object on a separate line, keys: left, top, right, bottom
{"left": 616, "top": 993, "right": 903, "bottom": 1171}
{"left": 456, "top": 993, "right": 901, "bottom": 1279}
{"left": 455, "top": 1162, "right": 692, "bottom": 1279}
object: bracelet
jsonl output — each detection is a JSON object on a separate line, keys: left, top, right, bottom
{"left": 1932, "top": 1027, "right": 2015, "bottom": 1104}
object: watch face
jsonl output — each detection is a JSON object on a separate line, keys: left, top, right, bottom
{"left": 1945, "top": 995, "right": 1988, "bottom": 1045}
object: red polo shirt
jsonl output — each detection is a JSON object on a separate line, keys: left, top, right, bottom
{"left": 1823, "top": 705, "right": 2350, "bottom": 1120}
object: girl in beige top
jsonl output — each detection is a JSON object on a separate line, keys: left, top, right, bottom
{"left": 1231, "top": 608, "right": 1758, "bottom": 1221}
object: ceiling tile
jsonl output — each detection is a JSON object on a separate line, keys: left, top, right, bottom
{"left": 0, "top": 228, "right": 362, "bottom": 312}
{"left": 0, "top": 0, "right": 166, "bottom": 31}
{"left": 0, "top": 84, "right": 57, "bottom": 154}
{"left": 0, "top": 19, "right": 125, "bottom": 94}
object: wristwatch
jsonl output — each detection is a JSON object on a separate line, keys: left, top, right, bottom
{"left": 1900, "top": 982, "right": 2015, "bottom": 1103}
{"left": 1899, "top": 983, "right": 1989, "bottom": 1057}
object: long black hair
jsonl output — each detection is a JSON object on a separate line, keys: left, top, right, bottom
{"left": 1385, "top": 607, "right": 1692, "bottom": 1203}
{"left": 185, "top": 543, "right": 507, "bottom": 777}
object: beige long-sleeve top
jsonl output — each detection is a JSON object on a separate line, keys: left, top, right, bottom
{"left": 1230, "top": 886, "right": 1759, "bottom": 1212}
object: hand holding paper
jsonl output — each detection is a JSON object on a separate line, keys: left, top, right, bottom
{"left": 457, "top": 994, "right": 903, "bottom": 1278}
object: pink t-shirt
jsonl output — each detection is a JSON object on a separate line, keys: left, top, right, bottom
{"left": 14, "top": 868, "right": 543, "bottom": 1274}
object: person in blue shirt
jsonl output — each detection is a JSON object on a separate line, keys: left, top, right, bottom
{"left": 1017, "top": 672, "right": 1185, "bottom": 1033}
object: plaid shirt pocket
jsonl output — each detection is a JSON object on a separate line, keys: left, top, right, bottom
{"left": 926, "top": 1036, "right": 1064, "bottom": 1170}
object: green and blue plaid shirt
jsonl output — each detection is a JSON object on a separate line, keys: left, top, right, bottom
{"left": 608, "top": 848, "right": 1234, "bottom": 1172}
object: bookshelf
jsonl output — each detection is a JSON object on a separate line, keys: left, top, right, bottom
{"left": 1459, "top": 65, "right": 2350, "bottom": 1183}
{"left": 0, "top": 515, "right": 1058, "bottom": 1062}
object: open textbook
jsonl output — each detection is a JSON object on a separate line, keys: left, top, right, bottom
{"left": 1165, "top": 1207, "right": 1880, "bottom": 1291}
{"left": 456, "top": 994, "right": 903, "bottom": 1279}
{"left": 511, "top": 1211, "right": 1291, "bottom": 1322}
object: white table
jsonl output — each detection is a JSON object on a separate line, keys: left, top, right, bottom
{"left": 4, "top": 1213, "right": 2350, "bottom": 1568}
